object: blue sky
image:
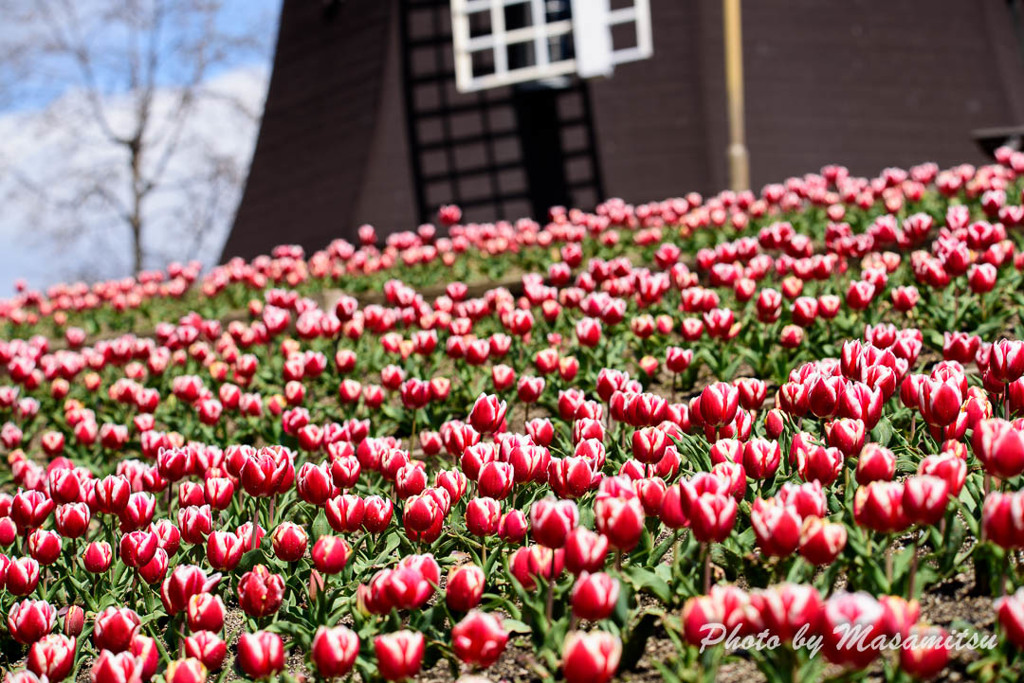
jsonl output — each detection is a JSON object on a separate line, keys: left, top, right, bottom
{"left": 0, "top": 0, "right": 282, "bottom": 292}
{"left": 0, "top": 0, "right": 282, "bottom": 113}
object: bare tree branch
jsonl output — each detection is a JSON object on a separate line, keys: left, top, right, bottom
{"left": 0, "top": 0, "right": 274, "bottom": 278}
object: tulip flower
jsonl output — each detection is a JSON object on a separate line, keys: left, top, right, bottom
{"left": 757, "top": 583, "right": 822, "bottom": 643}
{"left": 186, "top": 593, "right": 225, "bottom": 633}
{"left": 205, "top": 531, "right": 245, "bottom": 572}
{"left": 312, "top": 535, "right": 351, "bottom": 574}
{"left": 238, "top": 565, "right": 285, "bottom": 618}
{"left": 184, "top": 631, "right": 227, "bottom": 672}
{"left": 27, "top": 633, "right": 76, "bottom": 682}
{"left": 310, "top": 625, "right": 360, "bottom": 678}
{"left": 698, "top": 382, "right": 739, "bottom": 428}
{"left": 899, "top": 624, "right": 950, "bottom": 678}
{"left": 564, "top": 527, "right": 609, "bottom": 575}
{"left": 750, "top": 498, "right": 801, "bottom": 557}
{"left": 631, "top": 426, "right": 670, "bottom": 464}
{"left": 571, "top": 572, "right": 620, "bottom": 621}
{"left": 92, "top": 606, "right": 140, "bottom": 653}
{"left": 271, "top": 522, "right": 308, "bottom": 562}
{"left": 530, "top": 498, "right": 579, "bottom": 549}
{"left": 996, "top": 587, "right": 1024, "bottom": 648}
{"left": 594, "top": 494, "right": 644, "bottom": 552}
{"left": 561, "top": 631, "right": 621, "bottom": 683}
{"left": 689, "top": 492, "right": 737, "bottom": 543}
{"left": 991, "top": 339, "right": 1024, "bottom": 384}
{"left": 856, "top": 444, "right": 896, "bottom": 484}
{"left": 468, "top": 394, "right": 507, "bottom": 434}
{"left": 54, "top": 503, "right": 90, "bottom": 539}
{"left": 799, "top": 517, "right": 847, "bottom": 565}
{"left": 466, "top": 497, "right": 501, "bottom": 538}
{"left": 7, "top": 599, "right": 57, "bottom": 645}
{"left": 119, "top": 529, "right": 158, "bottom": 569}
{"left": 6, "top": 556, "right": 41, "bottom": 594}
{"left": 326, "top": 494, "right": 365, "bottom": 533}
{"left": 446, "top": 563, "right": 485, "bottom": 612}
{"left": 451, "top": 611, "right": 509, "bottom": 668}
{"left": 743, "top": 439, "right": 781, "bottom": 479}
{"left": 237, "top": 631, "right": 285, "bottom": 680}
{"left": 973, "top": 418, "right": 1024, "bottom": 479}
{"left": 498, "top": 509, "right": 528, "bottom": 544}
{"left": 918, "top": 451, "right": 966, "bottom": 497}
{"left": 819, "top": 592, "right": 886, "bottom": 668}
{"left": 854, "top": 481, "right": 908, "bottom": 534}
{"left": 362, "top": 495, "right": 394, "bottom": 533}
{"left": 477, "top": 461, "right": 515, "bottom": 500}
{"left": 374, "top": 630, "right": 425, "bottom": 681}
{"left": 902, "top": 475, "right": 949, "bottom": 526}
{"left": 90, "top": 650, "right": 143, "bottom": 683}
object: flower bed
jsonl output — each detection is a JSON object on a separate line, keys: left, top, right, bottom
{"left": 4, "top": 154, "right": 1024, "bottom": 682}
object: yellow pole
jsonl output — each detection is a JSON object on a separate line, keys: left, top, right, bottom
{"left": 723, "top": 0, "right": 749, "bottom": 191}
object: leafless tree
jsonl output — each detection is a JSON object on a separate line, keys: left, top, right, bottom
{"left": 0, "top": 0, "right": 273, "bottom": 277}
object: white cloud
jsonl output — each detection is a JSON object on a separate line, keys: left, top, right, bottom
{"left": 0, "top": 63, "right": 269, "bottom": 291}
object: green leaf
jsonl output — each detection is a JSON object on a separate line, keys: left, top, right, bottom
{"left": 310, "top": 509, "right": 331, "bottom": 544}
{"left": 626, "top": 566, "right": 672, "bottom": 603}
{"left": 502, "top": 619, "right": 533, "bottom": 635}
{"left": 236, "top": 547, "right": 264, "bottom": 574}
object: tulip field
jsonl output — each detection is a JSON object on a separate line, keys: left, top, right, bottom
{"left": 8, "top": 155, "right": 1024, "bottom": 683}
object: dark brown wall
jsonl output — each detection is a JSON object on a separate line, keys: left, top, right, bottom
{"left": 223, "top": 0, "right": 397, "bottom": 259}
{"left": 224, "top": 0, "right": 1024, "bottom": 261}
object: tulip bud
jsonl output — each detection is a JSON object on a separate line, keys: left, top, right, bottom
{"left": 63, "top": 605, "right": 85, "bottom": 637}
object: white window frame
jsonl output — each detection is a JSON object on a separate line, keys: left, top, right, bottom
{"left": 450, "top": 0, "right": 653, "bottom": 93}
